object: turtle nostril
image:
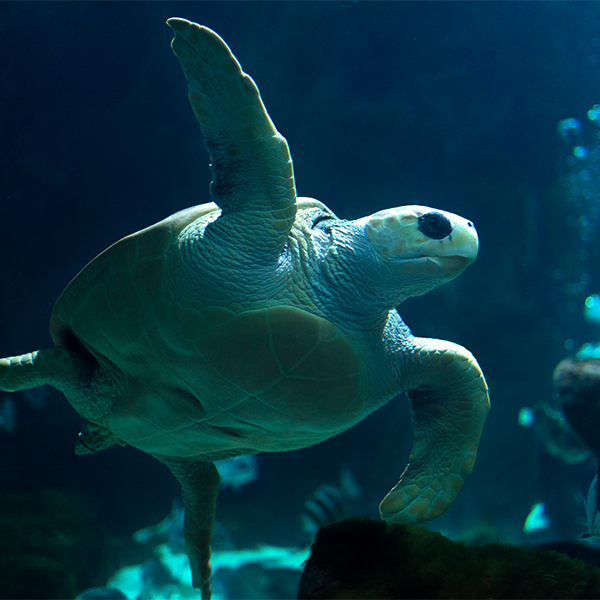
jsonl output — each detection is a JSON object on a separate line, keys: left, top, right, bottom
{"left": 418, "top": 212, "right": 453, "bottom": 240}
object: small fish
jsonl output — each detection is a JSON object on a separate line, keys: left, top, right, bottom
{"left": 134, "top": 501, "right": 235, "bottom": 553}
{"left": 299, "top": 467, "right": 361, "bottom": 545}
{"left": 215, "top": 454, "right": 258, "bottom": 492}
{"left": 138, "top": 558, "right": 179, "bottom": 600}
{"left": 0, "top": 396, "right": 16, "bottom": 434}
{"left": 582, "top": 467, "right": 600, "bottom": 539}
{"left": 523, "top": 502, "right": 550, "bottom": 533}
{"left": 133, "top": 501, "right": 185, "bottom": 552}
{"left": 517, "top": 401, "right": 590, "bottom": 464}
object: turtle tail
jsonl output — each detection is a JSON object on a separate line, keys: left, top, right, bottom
{"left": 380, "top": 338, "right": 490, "bottom": 524}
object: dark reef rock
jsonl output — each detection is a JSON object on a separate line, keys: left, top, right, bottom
{"left": 298, "top": 517, "right": 600, "bottom": 599}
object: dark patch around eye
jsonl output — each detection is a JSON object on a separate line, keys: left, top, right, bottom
{"left": 418, "top": 212, "right": 453, "bottom": 240}
{"left": 312, "top": 214, "right": 334, "bottom": 230}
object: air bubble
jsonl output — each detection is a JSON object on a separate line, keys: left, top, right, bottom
{"left": 585, "top": 294, "right": 599, "bottom": 308}
{"left": 589, "top": 104, "right": 600, "bottom": 121}
{"left": 558, "top": 118, "right": 581, "bottom": 139}
{"left": 517, "top": 407, "right": 534, "bottom": 427}
{"left": 585, "top": 294, "right": 600, "bottom": 324}
{"left": 559, "top": 105, "right": 600, "bottom": 276}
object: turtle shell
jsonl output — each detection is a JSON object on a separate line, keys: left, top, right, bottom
{"left": 50, "top": 203, "right": 366, "bottom": 458}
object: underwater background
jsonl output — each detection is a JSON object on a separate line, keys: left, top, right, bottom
{"left": 3, "top": 1, "right": 600, "bottom": 597}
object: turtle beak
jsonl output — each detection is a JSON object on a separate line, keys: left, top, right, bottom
{"left": 360, "top": 205, "right": 479, "bottom": 282}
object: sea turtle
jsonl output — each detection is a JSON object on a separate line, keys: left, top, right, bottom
{"left": 0, "top": 18, "right": 490, "bottom": 599}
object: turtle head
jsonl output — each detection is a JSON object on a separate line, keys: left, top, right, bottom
{"left": 358, "top": 205, "right": 478, "bottom": 301}
{"left": 298, "top": 200, "right": 478, "bottom": 325}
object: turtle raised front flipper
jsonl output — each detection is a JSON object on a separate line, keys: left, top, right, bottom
{"left": 167, "top": 18, "right": 296, "bottom": 257}
{"left": 380, "top": 337, "right": 489, "bottom": 524}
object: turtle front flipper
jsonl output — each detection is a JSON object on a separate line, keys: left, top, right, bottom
{"left": 155, "top": 456, "right": 220, "bottom": 600}
{"left": 167, "top": 18, "right": 296, "bottom": 256}
{"left": 380, "top": 338, "right": 490, "bottom": 524}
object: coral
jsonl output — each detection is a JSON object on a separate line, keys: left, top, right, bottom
{"left": 298, "top": 518, "right": 600, "bottom": 599}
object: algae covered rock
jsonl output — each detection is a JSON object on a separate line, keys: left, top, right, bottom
{"left": 0, "top": 489, "right": 115, "bottom": 599}
{"left": 298, "top": 518, "right": 600, "bottom": 599}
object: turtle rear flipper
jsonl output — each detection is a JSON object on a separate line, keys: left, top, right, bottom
{"left": 0, "top": 347, "right": 114, "bottom": 422}
{"left": 0, "top": 348, "right": 88, "bottom": 393}
{"left": 155, "top": 455, "right": 220, "bottom": 600}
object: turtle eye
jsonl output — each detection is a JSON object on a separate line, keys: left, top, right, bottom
{"left": 312, "top": 214, "right": 334, "bottom": 233}
{"left": 418, "top": 212, "right": 453, "bottom": 240}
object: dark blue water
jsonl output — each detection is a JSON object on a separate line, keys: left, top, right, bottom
{"left": 2, "top": 1, "right": 600, "bottom": 597}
